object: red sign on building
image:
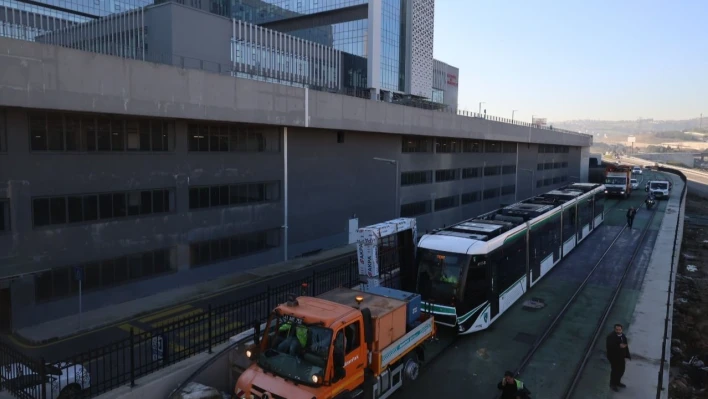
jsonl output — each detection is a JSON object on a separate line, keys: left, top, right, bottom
{"left": 446, "top": 73, "right": 458, "bottom": 87}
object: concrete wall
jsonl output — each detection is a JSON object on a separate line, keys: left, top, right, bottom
{"left": 0, "top": 36, "right": 592, "bottom": 148}
{"left": 635, "top": 153, "right": 695, "bottom": 168}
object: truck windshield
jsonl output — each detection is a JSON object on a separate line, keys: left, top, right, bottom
{"left": 650, "top": 182, "right": 668, "bottom": 190}
{"left": 605, "top": 177, "right": 626, "bottom": 185}
{"left": 416, "top": 249, "right": 468, "bottom": 303}
{"left": 258, "top": 314, "right": 332, "bottom": 386}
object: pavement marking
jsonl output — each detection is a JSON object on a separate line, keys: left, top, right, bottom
{"left": 150, "top": 308, "right": 204, "bottom": 328}
{"left": 118, "top": 323, "right": 146, "bottom": 335}
{"left": 138, "top": 304, "right": 194, "bottom": 323}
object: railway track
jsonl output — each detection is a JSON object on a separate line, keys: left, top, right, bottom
{"left": 504, "top": 198, "right": 659, "bottom": 398}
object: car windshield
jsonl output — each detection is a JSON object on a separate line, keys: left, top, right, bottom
{"left": 650, "top": 182, "right": 668, "bottom": 190}
{"left": 605, "top": 177, "right": 626, "bottom": 185}
{"left": 416, "top": 249, "right": 468, "bottom": 303}
{"left": 257, "top": 313, "right": 332, "bottom": 386}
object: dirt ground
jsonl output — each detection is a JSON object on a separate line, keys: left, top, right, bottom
{"left": 670, "top": 193, "right": 708, "bottom": 398}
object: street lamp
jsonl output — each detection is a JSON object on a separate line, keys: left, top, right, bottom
{"left": 373, "top": 157, "right": 400, "bottom": 219}
{"left": 517, "top": 168, "right": 535, "bottom": 201}
{"left": 479, "top": 102, "right": 486, "bottom": 114}
{"left": 512, "top": 110, "right": 518, "bottom": 122}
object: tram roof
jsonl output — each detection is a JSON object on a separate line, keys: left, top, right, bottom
{"left": 420, "top": 182, "right": 604, "bottom": 251}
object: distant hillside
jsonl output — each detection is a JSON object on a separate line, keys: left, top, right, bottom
{"left": 554, "top": 118, "right": 705, "bottom": 138}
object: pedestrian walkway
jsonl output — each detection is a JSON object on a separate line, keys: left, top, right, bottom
{"left": 568, "top": 171, "right": 685, "bottom": 399}
{"left": 14, "top": 244, "right": 356, "bottom": 344}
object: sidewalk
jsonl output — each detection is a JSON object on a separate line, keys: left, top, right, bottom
{"left": 15, "top": 244, "right": 357, "bottom": 344}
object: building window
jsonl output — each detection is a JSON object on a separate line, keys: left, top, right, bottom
{"left": 435, "top": 138, "right": 459, "bottom": 153}
{"left": 190, "top": 228, "right": 281, "bottom": 267}
{"left": 34, "top": 247, "right": 175, "bottom": 302}
{"left": 400, "top": 200, "right": 431, "bottom": 217}
{"left": 562, "top": 161, "right": 569, "bottom": 168}
{"left": 462, "top": 140, "right": 481, "bottom": 153}
{"left": 401, "top": 136, "right": 431, "bottom": 153}
{"left": 188, "top": 181, "right": 280, "bottom": 210}
{"left": 544, "top": 162, "right": 554, "bottom": 170}
{"left": 0, "top": 200, "right": 8, "bottom": 232}
{"left": 187, "top": 124, "right": 279, "bottom": 152}
{"left": 485, "top": 141, "right": 501, "bottom": 153}
{"left": 401, "top": 171, "right": 432, "bottom": 186}
{"left": 537, "top": 163, "right": 544, "bottom": 171}
{"left": 435, "top": 195, "right": 459, "bottom": 211}
{"left": 32, "top": 188, "right": 175, "bottom": 228}
{"left": 501, "top": 185, "right": 516, "bottom": 196}
{"left": 502, "top": 142, "right": 517, "bottom": 153}
{"left": 435, "top": 168, "right": 458, "bottom": 182}
{"left": 29, "top": 111, "right": 173, "bottom": 152}
{"left": 483, "top": 187, "right": 499, "bottom": 200}
{"left": 553, "top": 162, "right": 561, "bottom": 169}
{"left": 484, "top": 166, "right": 501, "bottom": 176}
{"left": 461, "top": 191, "right": 480, "bottom": 204}
{"left": 461, "top": 167, "right": 480, "bottom": 179}
{"left": 502, "top": 165, "right": 516, "bottom": 175}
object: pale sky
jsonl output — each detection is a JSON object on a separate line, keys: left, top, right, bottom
{"left": 433, "top": 0, "right": 708, "bottom": 122}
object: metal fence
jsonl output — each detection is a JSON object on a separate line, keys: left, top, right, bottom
{"left": 0, "top": 243, "right": 402, "bottom": 399}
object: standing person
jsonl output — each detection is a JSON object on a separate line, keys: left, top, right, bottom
{"left": 626, "top": 207, "right": 637, "bottom": 229}
{"left": 606, "top": 323, "right": 631, "bottom": 391}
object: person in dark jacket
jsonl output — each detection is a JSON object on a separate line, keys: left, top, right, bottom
{"left": 497, "top": 371, "right": 530, "bottom": 399}
{"left": 606, "top": 323, "right": 631, "bottom": 391}
{"left": 626, "top": 207, "right": 637, "bottom": 229}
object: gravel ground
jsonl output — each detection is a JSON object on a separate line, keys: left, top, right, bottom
{"left": 670, "top": 193, "right": 708, "bottom": 399}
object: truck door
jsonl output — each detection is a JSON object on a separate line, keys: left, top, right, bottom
{"left": 333, "top": 322, "right": 365, "bottom": 389}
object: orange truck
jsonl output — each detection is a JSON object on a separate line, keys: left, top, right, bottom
{"left": 235, "top": 286, "right": 436, "bottom": 399}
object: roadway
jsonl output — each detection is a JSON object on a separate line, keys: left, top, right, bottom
{"left": 394, "top": 170, "right": 671, "bottom": 398}
{"left": 611, "top": 155, "right": 708, "bottom": 197}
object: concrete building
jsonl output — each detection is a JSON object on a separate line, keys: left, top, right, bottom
{"left": 3, "top": 0, "right": 456, "bottom": 108}
{"left": 0, "top": 37, "right": 591, "bottom": 331}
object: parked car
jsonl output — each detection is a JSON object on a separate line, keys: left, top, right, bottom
{"left": 0, "top": 361, "right": 91, "bottom": 399}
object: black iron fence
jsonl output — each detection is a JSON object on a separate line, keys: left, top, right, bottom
{"left": 0, "top": 245, "right": 402, "bottom": 399}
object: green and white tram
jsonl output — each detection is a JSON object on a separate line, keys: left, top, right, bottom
{"left": 408, "top": 183, "right": 606, "bottom": 334}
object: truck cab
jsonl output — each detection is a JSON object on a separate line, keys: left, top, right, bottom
{"left": 236, "top": 287, "right": 434, "bottom": 399}
{"left": 236, "top": 294, "right": 368, "bottom": 399}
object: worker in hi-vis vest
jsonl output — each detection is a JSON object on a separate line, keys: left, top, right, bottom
{"left": 277, "top": 322, "right": 308, "bottom": 355}
{"left": 498, "top": 370, "right": 531, "bottom": 399}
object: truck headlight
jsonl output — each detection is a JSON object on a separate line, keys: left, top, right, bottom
{"left": 311, "top": 374, "right": 323, "bottom": 384}
{"left": 245, "top": 349, "right": 252, "bottom": 358}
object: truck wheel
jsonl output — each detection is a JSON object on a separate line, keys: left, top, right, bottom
{"left": 403, "top": 356, "right": 420, "bottom": 383}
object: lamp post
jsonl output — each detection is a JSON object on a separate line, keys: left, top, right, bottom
{"left": 512, "top": 110, "right": 518, "bottom": 122}
{"left": 479, "top": 102, "right": 486, "bottom": 114}
{"left": 373, "top": 157, "right": 400, "bottom": 219}
{"left": 517, "top": 168, "right": 535, "bottom": 201}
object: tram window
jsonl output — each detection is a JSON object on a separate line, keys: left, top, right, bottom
{"left": 562, "top": 207, "right": 576, "bottom": 242}
{"left": 417, "top": 250, "right": 468, "bottom": 301}
{"left": 579, "top": 199, "right": 593, "bottom": 226}
{"left": 496, "top": 235, "right": 527, "bottom": 291}
{"left": 594, "top": 193, "right": 604, "bottom": 217}
{"left": 463, "top": 263, "right": 487, "bottom": 307}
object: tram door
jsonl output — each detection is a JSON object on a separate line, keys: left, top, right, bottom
{"left": 487, "top": 261, "right": 499, "bottom": 319}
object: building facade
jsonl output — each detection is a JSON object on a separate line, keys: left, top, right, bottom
{"left": 1, "top": 0, "right": 455, "bottom": 107}
{"left": 0, "top": 37, "right": 591, "bottom": 330}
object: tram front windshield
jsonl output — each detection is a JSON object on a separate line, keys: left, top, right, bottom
{"left": 416, "top": 249, "right": 469, "bottom": 304}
